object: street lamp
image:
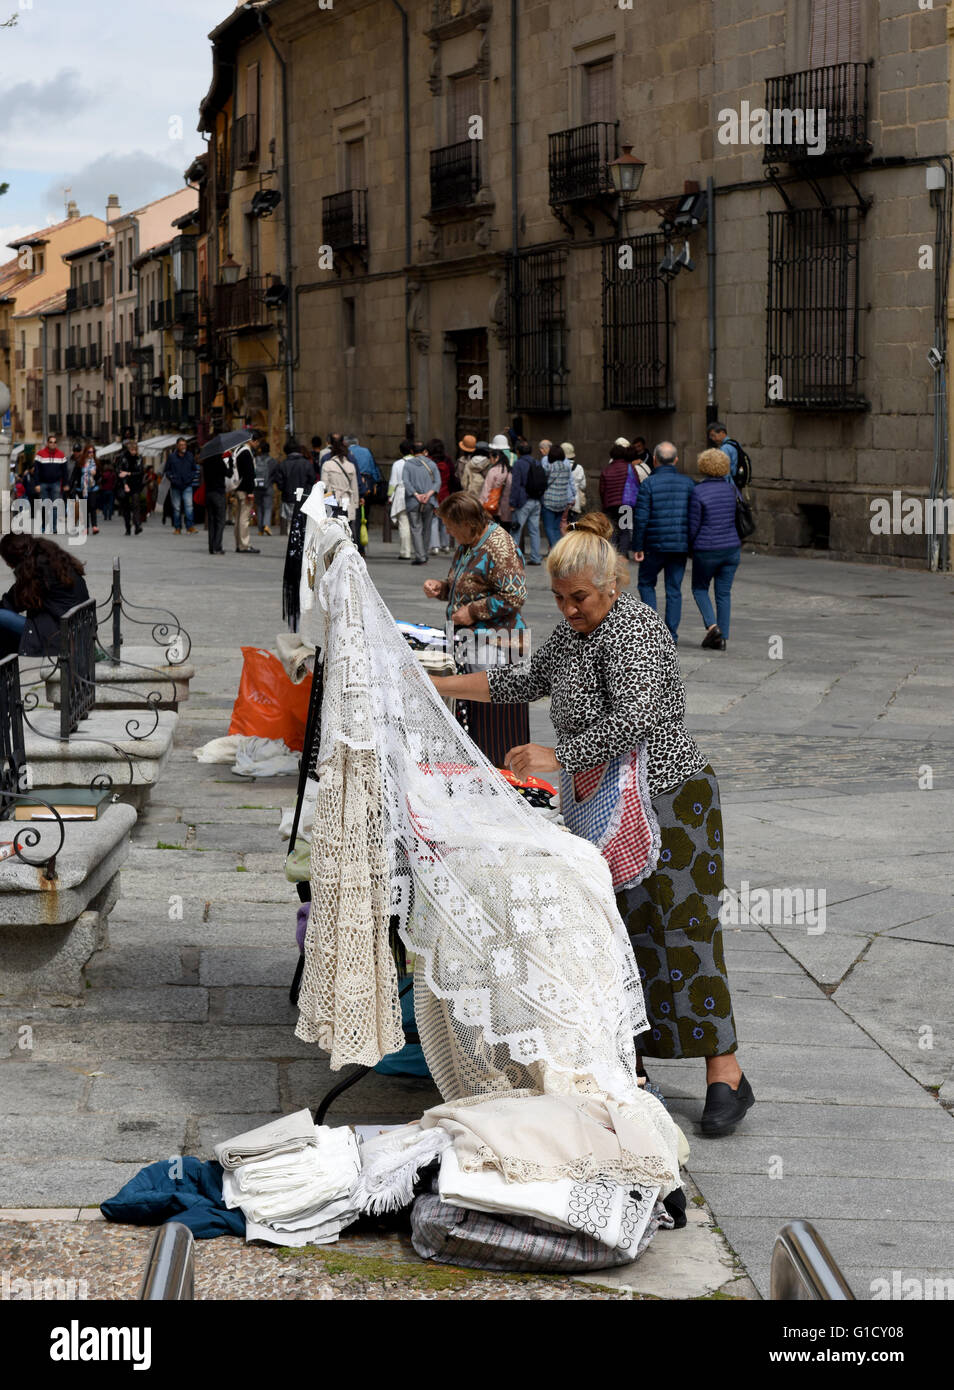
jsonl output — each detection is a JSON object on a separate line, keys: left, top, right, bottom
{"left": 219, "top": 254, "right": 241, "bottom": 285}
{"left": 608, "top": 146, "right": 646, "bottom": 196}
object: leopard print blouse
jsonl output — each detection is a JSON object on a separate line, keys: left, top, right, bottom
{"left": 486, "top": 589, "right": 707, "bottom": 796}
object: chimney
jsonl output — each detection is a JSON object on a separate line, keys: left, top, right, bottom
{"left": 66, "top": 200, "right": 79, "bottom": 219}
{"left": 106, "top": 194, "right": 121, "bottom": 223}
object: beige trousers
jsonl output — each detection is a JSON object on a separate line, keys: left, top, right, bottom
{"left": 235, "top": 491, "right": 252, "bottom": 551}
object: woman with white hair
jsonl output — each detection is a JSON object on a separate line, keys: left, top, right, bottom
{"left": 429, "top": 511, "right": 754, "bottom": 1136}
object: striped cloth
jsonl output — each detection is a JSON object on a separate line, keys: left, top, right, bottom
{"left": 559, "top": 748, "right": 660, "bottom": 891}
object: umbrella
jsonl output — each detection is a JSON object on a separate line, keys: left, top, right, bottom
{"left": 198, "top": 429, "right": 252, "bottom": 461}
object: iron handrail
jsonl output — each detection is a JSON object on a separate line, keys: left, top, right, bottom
{"left": 770, "top": 1221, "right": 855, "bottom": 1300}
{"left": 138, "top": 1222, "right": 195, "bottom": 1300}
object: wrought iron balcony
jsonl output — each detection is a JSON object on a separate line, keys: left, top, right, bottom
{"left": 430, "top": 141, "right": 482, "bottom": 213}
{"left": 87, "top": 345, "right": 101, "bottom": 369}
{"left": 150, "top": 298, "right": 174, "bottom": 330}
{"left": 549, "top": 122, "right": 618, "bottom": 205}
{"left": 321, "top": 189, "right": 368, "bottom": 254}
{"left": 212, "top": 275, "right": 272, "bottom": 333}
{"left": 763, "top": 62, "right": 871, "bottom": 164}
{"left": 231, "top": 113, "right": 259, "bottom": 173}
{"left": 429, "top": 0, "right": 492, "bottom": 32}
{"left": 89, "top": 279, "right": 103, "bottom": 306}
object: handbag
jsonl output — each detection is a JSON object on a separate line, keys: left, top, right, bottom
{"left": 734, "top": 485, "right": 756, "bottom": 539}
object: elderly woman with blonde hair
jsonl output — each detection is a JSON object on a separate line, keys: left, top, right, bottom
{"left": 429, "top": 510, "right": 754, "bottom": 1136}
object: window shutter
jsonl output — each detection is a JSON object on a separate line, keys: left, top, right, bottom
{"left": 450, "top": 73, "right": 479, "bottom": 144}
{"left": 246, "top": 62, "right": 259, "bottom": 159}
{"left": 584, "top": 59, "right": 614, "bottom": 125}
{"left": 809, "top": 0, "right": 862, "bottom": 68}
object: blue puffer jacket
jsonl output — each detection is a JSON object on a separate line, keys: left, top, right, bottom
{"left": 632, "top": 464, "right": 694, "bottom": 553}
{"left": 689, "top": 477, "right": 740, "bottom": 551}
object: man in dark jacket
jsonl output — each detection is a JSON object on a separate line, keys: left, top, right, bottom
{"left": 116, "top": 440, "right": 145, "bottom": 537}
{"left": 272, "top": 443, "right": 316, "bottom": 523}
{"left": 201, "top": 451, "right": 229, "bottom": 556}
{"left": 33, "top": 433, "right": 68, "bottom": 534}
{"left": 164, "top": 438, "right": 197, "bottom": 533}
{"left": 507, "top": 447, "right": 542, "bottom": 564}
{"left": 632, "top": 441, "right": 694, "bottom": 644}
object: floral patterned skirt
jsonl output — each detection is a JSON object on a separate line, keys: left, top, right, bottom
{"left": 615, "top": 764, "right": 738, "bottom": 1060}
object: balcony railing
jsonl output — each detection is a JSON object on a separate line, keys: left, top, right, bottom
{"left": 134, "top": 394, "right": 155, "bottom": 422}
{"left": 68, "top": 282, "right": 93, "bottom": 310}
{"left": 429, "top": 140, "right": 482, "bottom": 212}
{"left": 215, "top": 140, "right": 230, "bottom": 209}
{"left": 133, "top": 306, "right": 142, "bottom": 336}
{"left": 47, "top": 414, "right": 61, "bottom": 434}
{"left": 124, "top": 340, "right": 134, "bottom": 364}
{"left": 66, "top": 413, "right": 83, "bottom": 435}
{"left": 103, "top": 354, "right": 113, "bottom": 381}
{"left": 87, "top": 345, "right": 101, "bottom": 369}
{"left": 549, "top": 121, "right": 618, "bottom": 205}
{"left": 113, "top": 341, "right": 123, "bottom": 367}
{"left": 49, "top": 349, "right": 62, "bottom": 372}
{"left": 764, "top": 62, "right": 871, "bottom": 164}
{"left": 231, "top": 113, "right": 259, "bottom": 173}
{"left": 212, "top": 275, "right": 271, "bottom": 332}
{"left": 321, "top": 189, "right": 368, "bottom": 253}
{"left": 173, "top": 289, "right": 198, "bottom": 323}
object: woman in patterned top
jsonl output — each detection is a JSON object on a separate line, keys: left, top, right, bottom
{"left": 429, "top": 511, "right": 754, "bottom": 1136}
{"left": 422, "top": 491, "right": 530, "bottom": 766}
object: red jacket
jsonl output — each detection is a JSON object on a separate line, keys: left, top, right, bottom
{"left": 599, "top": 457, "right": 631, "bottom": 508}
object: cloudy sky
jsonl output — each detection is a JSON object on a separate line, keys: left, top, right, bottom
{"left": 0, "top": 0, "right": 230, "bottom": 251}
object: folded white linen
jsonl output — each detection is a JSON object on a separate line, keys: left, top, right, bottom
{"left": 222, "top": 1125, "right": 361, "bottom": 1227}
{"left": 438, "top": 1147, "right": 659, "bottom": 1259}
{"left": 215, "top": 1109, "right": 318, "bottom": 1171}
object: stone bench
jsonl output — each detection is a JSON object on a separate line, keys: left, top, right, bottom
{"left": 44, "top": 646, "right": 195, "bottom": 713}
{"left": 23, "top": 709, "right": 179, "bottom": 811}
{"left": 0, "top": 801, "right": 136, "bottom": 1000}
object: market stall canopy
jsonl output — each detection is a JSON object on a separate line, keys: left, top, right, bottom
{"left": 137, "top": 434, "right": 182, "bottom": 458}
{"left": 96, "top": 441, "right": 124, "bottom": 457}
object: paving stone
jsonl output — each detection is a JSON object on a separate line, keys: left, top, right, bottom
{"left": 26, "top": 1023, "right": 317, "bottom": 1063}
{"left": 85, "top": 945, "right": 186, "bottom": 988}
{"left": 730, "top": 994, "right": 879, "bottom": 1049}
{"left": 126, "top": 870, "right": 295, "bottom": 904}
{"left": 833, "top": 938, "right": 954, "bottom": 1088}
{"left": 199, "top": 948, "right": 297, "bottom": 988}
{"left": 189, "top": 823, "right": 284, "bottom": 852}
{"left": 194, "top": 1113, "right": 288, "bottom": 1158}
{"left": 686, "top": 1136, "right": 954, "bottom": 1180}
{"left": 674, "top": 1099, "right": 954, "bottom": 1143}
{"left": 77, "top": 986, "right": 209, "bottom": 1023}
{"left": 214, "top": 987, "right": 300, "bottom": 1026}
{"left": 88, "top": 1062, "right": 280, "bottom": 1114}
{"left": 727, "top": 969, "right": 827, "bottom": 999}
{"left": 764, "top": 927, "right": 873, "bottom": 986}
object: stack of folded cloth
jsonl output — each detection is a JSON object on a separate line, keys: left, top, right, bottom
{"left": 216, "top": 1110, "right": 361, "bottom": 1247}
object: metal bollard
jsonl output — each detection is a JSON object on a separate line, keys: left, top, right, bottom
{"left": 139, "top": 1221, "right": 195, "bottom": 1300}
{"left": 770, "top": 1221, "right": 854, "bottom": 1300}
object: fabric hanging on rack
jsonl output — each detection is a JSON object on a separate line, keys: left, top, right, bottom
{"left": 293, "top": 505, "right": 661, "bottom": 1122}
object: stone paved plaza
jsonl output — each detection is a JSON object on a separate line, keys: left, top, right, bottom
{"left": 1, "top": 511, "right": 952, "bottom": 1299}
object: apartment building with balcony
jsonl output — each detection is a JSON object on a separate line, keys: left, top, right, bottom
{"left": 243, "top": 0, "right": 951, "bottom": 566}
{"left": 195, "top": 1, "right": 289, "bottom": 455}
{"left": 62, "top": 238, "right": 109, "bottom": 442}
{"left": 3, "top": 205, "right": 108, "bottom": 449}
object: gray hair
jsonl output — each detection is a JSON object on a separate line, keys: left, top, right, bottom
{"left": 654, "top": 443, "right": 677, "bottom": 465}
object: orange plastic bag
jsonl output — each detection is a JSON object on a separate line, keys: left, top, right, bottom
{"left": 228, "top": 647, "right": 313, "bottom": 751}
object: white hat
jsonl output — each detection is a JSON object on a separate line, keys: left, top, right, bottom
{"left": 560, "top": 440, "right": 576, "bottom": 460}
{"left": 490, "top": 433, "right": 510, "bottom": 450}
{"left": 614, "top": 436, "right": 630, "bottom": 448}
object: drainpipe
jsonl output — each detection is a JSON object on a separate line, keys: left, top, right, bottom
{"left": 510, "top": 0, "right": 518, "bottom": 256}
{"left": 391, "top": 0, "right": 413, "bottom": 436}
{"left": 253, "top": 8, "right": 295, "bottom": 439}
{"left": 706, "top": 175, "right": 717, "bottom": 426}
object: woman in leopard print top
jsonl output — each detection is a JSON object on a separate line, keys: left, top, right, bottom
{"left": 430, "top": 512, "right": 755, "bottom": 1136}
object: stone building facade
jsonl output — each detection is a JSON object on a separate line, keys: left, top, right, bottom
{"left": 198, "top": 0, "right": 952, "bottom": 566}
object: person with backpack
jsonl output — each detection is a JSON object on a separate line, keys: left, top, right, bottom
{"left": 479, "top": 435, "right": 514, "bottom": 528}
{"left": 540, "top": 445, "right": 574, "bottom": 551}
{"left": 706, "top": 421, "right": 751, "bottom": 488}
{"left": 231, "top": 431, "right": 263, "bottom": 554}
{"left": 507, "top": 442, "right": 546, "bottom": 565}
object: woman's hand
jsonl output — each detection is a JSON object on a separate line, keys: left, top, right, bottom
{"left": 422, "top": 579, "right": 442, "bottom": 598}
{"left": 505, "top": 743, "right": 561, "bottom": 777}
{"left": 450, "top": 605, "right": 473, "bottom": 626}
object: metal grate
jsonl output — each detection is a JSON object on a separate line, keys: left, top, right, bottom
{"left": 764, "top": 62, "right": 870, "bottom": 164}
{"left": 59, "top": 599, "right": 98, "bottom": 739}
{"left": 321, "top": 190, "right": 368, "bottom": 253}
{"left": 548, "top": 122, "right": 617, "bottom": 205}
{"left": 766, "top": 206, "right": 868, "bottom": 411}
{"left": 429, "top": 140, "right": 481, "bottom": 212}
{"left": 602, "top": 236, "right": 673, "bottom": 410}
{"left": 0, "top": 655, "right": 26, "bottom": 803}
{"left": 505, "top": 249, "right": 569, "bottom": 414}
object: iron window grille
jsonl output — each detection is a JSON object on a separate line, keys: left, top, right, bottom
{"left": 766, "top": 205, "right": 868, "bottom": 411}
{"left": 549, "top": 122, "right": 618, "bottom": 205}
{"left": 321, "top": 190, "right": 368, "bottom": 253}
{"left": 602, "top": 235, "right": 673, "bottom": 411}
{"left": 429, "top": 140, "right": 481, "bottom": 212}
{"left": 764, "top": 62, "right": 871, "bottom": 164}
{"left": 505, "top": 249, "right": 570, "bottom": 414}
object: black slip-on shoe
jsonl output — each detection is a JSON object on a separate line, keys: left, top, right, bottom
{"left": 701, "top": 625, "right": 724, "bottom": 649}
{"left": 700, "top": 1073, "right": 755, "bottom": 1136}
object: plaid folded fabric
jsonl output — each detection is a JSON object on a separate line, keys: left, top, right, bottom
{"left": 559, "top": 747, "right": 659, "bottom": 892}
